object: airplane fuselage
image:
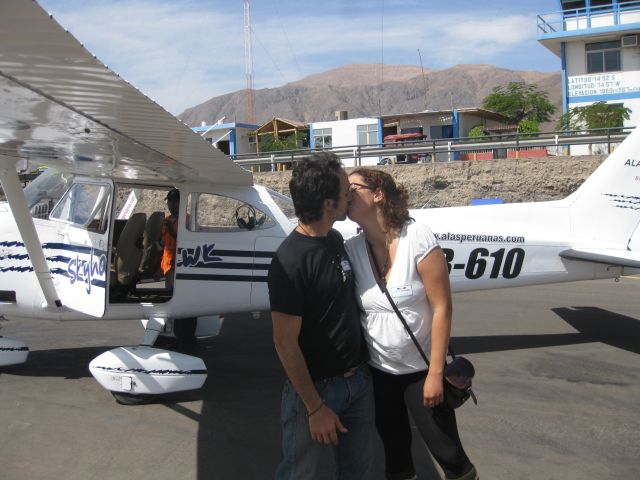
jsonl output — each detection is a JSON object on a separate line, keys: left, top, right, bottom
{"left": 1, "top": 193, "right": 635, "bottom": 324}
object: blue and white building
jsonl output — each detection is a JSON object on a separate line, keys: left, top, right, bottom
{"left": 192, "top": 121, "right": 258, "bottom": 157}
{"left": 537, "top": 1, "right": 640, "bottom": 126}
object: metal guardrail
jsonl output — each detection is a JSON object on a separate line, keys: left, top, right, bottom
{"left": 537, "top": 14, "right": 557, "bottom": 35}
{"left": 232, "top": 127, "right": 634, "bottom": 169}
{"left": 537, "top": 1, "right": 640, "bottom": 35}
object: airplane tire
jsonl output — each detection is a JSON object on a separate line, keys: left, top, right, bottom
{"left": 173, "top": 317, "right": 198, "bottom": 354}
{"left": 154, "top": 336, "right": 197, "bottom": 354}
{"left": 111, "top": 391, "right": 157, "bottom": 406}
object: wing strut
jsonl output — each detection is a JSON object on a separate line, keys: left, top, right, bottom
{"left": 0, "top": 157, "right": 62, "bottom": 309}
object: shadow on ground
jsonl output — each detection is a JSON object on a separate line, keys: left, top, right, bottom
{"left": 3, "top": 306, "right": 638, "bottom": 479}
{"left": 452, "top": 306, "right": 640, "bottom": 356}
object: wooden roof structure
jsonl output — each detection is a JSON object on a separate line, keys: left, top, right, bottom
{"left": 255, "top": 117, "right": 308, "bottom": 136}
{"left": 254, "top": 118, "right": 309, "bottom": 153}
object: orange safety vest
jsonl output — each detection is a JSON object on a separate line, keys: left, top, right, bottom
{"left": 161, "top": 215, "right": 178, "bottom": 275}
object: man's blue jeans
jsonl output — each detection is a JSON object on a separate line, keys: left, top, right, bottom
{"left": 275, "top": 364, "right": 375, "bottom": 480}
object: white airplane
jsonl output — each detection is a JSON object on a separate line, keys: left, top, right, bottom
{"left": 0, "top": 1, "right": 638, "bottom": 404}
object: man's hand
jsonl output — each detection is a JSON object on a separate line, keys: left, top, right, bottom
{"left": 308, "top": 405, "right": 347, "bottom": 445}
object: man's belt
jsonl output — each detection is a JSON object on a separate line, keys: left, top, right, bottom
{"left": 342, "top": 362, "right": 365, "bottom": 378}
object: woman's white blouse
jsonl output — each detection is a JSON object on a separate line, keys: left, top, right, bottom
{"left": 345, "top": 221, "right": 439, "bottom": 374}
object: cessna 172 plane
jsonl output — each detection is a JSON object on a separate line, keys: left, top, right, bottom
{"left": 0, "top": 1, "right": 639, "bottom": 404}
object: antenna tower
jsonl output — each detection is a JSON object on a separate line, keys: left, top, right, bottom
{"left": 244, "top": 0, "right": 255, "bottom": 124}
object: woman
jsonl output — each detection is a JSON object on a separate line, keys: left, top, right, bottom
{"left": 344, "top": 168, "right": 477, "bottom": 480}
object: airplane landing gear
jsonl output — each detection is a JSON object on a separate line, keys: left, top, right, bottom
{"left": 111, "top": 391, "right": 157, "bottom": 406}
{"left": 89, "top": 318, "right": 206, "bottom": 404}
{"left": 88, "top": 316, "right": 219, "bottom": 404}
{"left": 172, "top": 317, "right": 197, "bottom": 354}
{"left": 0, "top": 336, "right": 29, "bottom": 366}
{"left": 89, "top": 346, "right": 207, "bottom": 402}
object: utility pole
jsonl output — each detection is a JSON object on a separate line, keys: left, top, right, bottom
{"left": 417, "top": 48, "right": 429, "bottom": 111}
{"left": 244, "top": 0, "right": 254, "bottom": 124}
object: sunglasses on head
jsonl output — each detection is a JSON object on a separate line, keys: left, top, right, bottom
{"left": 349, "top": 182, "right": 372, "bottom": 192}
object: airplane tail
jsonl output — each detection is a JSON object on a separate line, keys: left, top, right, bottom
{"left": 560, "top": 125, "right": 640, "bottom": 268}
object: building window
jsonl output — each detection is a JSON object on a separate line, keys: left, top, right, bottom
{"left": 586, "top": 40, "right": 621, "bottom": 73}
{"left": 313, "top": 128, "right": 332, "bottom": 149}
{"left": 357, "top": 124, "right": 379, "bottom": 145}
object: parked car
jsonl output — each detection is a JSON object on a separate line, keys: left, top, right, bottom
{"left": 378, "top": 132, "right": 427, "bottom": 165}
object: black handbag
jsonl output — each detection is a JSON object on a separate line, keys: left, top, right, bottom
{"left": 367, "top": 241, "right": 477, "bottom": 409}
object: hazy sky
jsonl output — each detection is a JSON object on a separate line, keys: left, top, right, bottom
{"left": 37, "top": 0, "right": 563, "bottom": 115}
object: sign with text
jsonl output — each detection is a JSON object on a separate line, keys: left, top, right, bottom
{"left": 568, "top": 71, "right": 640, "bottom": 98}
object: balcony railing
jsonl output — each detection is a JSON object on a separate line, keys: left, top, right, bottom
{"left": 537, "top": 1, "right": 640, "bottom": 36}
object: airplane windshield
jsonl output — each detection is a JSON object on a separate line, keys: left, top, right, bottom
{"left": 265, "top": 188, "right": 296, "bottom": 222}
{"left": 23, "top": 169, "right": 74, "bottom": 218}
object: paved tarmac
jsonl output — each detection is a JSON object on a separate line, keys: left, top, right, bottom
{"left": 1, "top": 277, "right": 639, "bottom": 480}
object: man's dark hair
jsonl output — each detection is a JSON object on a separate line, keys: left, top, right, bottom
{"left": 289, "top": 153, "right": 343, "bottom": 224}
{"left": 166, "top": 188, "right": 180, "bottom": 201}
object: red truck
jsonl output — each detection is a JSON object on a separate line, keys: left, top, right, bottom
{"left": 379, "top": 132, "right": 427, "bottom": 164}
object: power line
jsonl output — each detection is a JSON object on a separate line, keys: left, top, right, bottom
{"left": 417, "top": 48, "right": 429, "bottom": 111}
{"left": 271, "top": 0, "right": 303, "bottom": 79}
{"left": 244, "top": 0, "right": 254, "bottom": 123}
{"left": 379, "top": 0, "right": 384, "bottom": 116}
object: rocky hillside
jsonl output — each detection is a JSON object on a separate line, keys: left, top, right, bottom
{"left": 179, "top": 63, "right": 561, "bottom": 127}
{"left": 96, "top": 155, "right": 609, "bottom": 221}
{"left": 254, "top": 155, "right": 605, "bottom": 209}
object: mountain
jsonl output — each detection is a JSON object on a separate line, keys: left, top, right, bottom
{"left": 178, "top": 63, "right": 562, "bottom": 127}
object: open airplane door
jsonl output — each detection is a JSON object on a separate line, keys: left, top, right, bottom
{"left": 47, "top": 178, "right": 113, "bottom": 317}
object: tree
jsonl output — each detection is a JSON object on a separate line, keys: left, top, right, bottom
{"left": 467, "top": 124, "right": 487, "bottom": 139}
{"left": 518, "top": 119, "right": 540, "bottom": 137}
{"left": 482, "top": 81, "right": 556, "bottom": 125}
{"left": 555, "top": 102, "right": 630, "bottom": 131}
{"left": 259, "top": 133, "right": 301, "bottom": 152}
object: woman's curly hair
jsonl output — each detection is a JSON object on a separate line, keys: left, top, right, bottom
{"left": 351, "top": 168, "right": 410, "bottom": 231}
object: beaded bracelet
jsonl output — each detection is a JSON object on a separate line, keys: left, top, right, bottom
{"left": 307, "top": 400, "right": 324, "bottom": 417}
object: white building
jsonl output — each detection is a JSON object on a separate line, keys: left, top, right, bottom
{"left": 538, "top": 1, "right": 640, "bottom": 128}
{"left": 310, "top": 117, "right": 381, "bottom": 166}
{"left": 309, "top": 109, "right": 508, "bottom": 166}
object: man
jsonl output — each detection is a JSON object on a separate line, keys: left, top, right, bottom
{"left": 161, "top": 188, "right": 181, "bottom": 288}
{"left": 160, "top": 188, "right": 196, "bottom": 352}
{"left": 268, "top": 153, "right": 374, "bottom": 480}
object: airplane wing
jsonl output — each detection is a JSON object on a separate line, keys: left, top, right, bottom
{"left": 560, "top": 248, "right": 640, "bottom": 269}
{"left": 0, "top": 0, "right": 252, "bottom": 186}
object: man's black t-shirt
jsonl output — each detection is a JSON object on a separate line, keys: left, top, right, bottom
{"left": 268, "top": 229, "right": 368, "bottom": 380}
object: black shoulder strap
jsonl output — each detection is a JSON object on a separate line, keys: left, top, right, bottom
{"left": 365, "top": 240, "right": 455, "bottom": 368}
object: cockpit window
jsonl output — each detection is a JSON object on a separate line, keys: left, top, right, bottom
{"left": 50, "top": 182, "right": 111, "bottom": 232}
{"left": 23, "top": 168, "right": 74, "bottom": 219}
{"left": 188, "top": 192, "right": 273, "bottom": 232}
